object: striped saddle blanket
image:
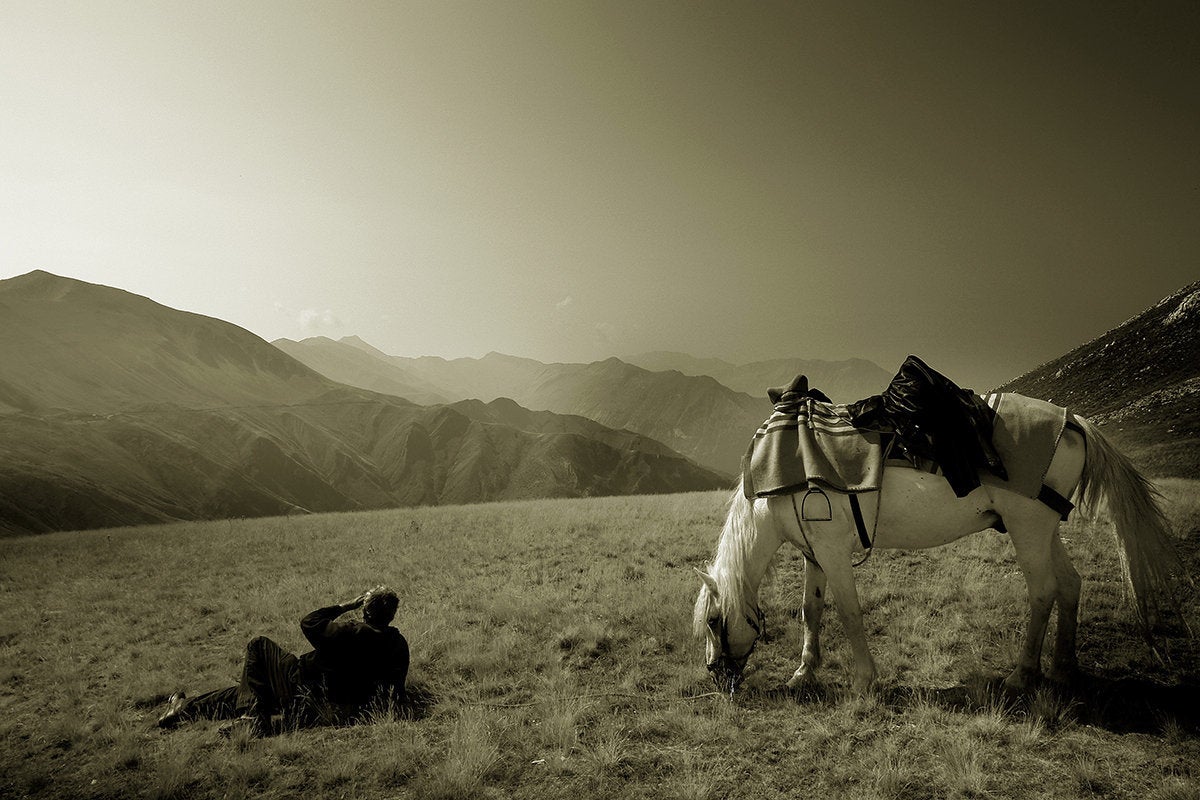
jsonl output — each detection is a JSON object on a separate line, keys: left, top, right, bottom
{"left": 742, "top": 396, "right": 885, "bottom": 498}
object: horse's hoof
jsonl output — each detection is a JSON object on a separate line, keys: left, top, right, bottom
{"left": 1002, "top": 668, "right": 1041, "bottom": 693}
{"left": 786, "top": 673, "right": 816, "bottom": 691}
{"left": 782, "top": 680, "right": 825, "bottom": 702}
{"left": 770, "top": 684, "right": 798, "bottom": 699}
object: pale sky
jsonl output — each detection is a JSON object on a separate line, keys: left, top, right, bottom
{"left": 2, "top": 1, "right": 1197, "bottom": 392}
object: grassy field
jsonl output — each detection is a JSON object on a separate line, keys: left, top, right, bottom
{"left": 1, "top": 481, "right": 1198, "bottom": 799}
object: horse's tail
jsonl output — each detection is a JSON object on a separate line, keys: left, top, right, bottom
{"left": 1073, "top": 415, "right": 1187, "bottom": 634}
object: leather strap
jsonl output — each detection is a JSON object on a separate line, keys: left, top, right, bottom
{"left": 849, "top": 493, "right": 872, "bottom": 550}
{"left": 1037, "top": 484, "right": 1075, "bottom": 521}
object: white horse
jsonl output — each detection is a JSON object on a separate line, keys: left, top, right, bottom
{"left": 694, "top": 410, "right": 1182, "bottom": 695}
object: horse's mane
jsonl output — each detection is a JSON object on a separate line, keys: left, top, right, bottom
{"left": 694, "top": 487, "right": 772, "bottom": 636}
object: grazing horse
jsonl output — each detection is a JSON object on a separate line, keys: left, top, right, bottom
{"left": 694, "top": 409, "right": 1182, "bottom": 696}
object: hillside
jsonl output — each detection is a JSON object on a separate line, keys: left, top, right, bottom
{"left": 287, "top": 337, "right": 772, "bottom": 475}
{"left": 625, "top": 351, "right": 893, "bottom": 401}
{"left": 0, "top": 272, "right": 724, "bottom": 534}
{"left": 998, "top": 280, "right": 1200, "bottom": 477}
{"left": 0, "top": 270, "right": 333, "bottom": 414}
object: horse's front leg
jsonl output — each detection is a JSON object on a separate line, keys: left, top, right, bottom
{"left": 786, "top": 558, "right": 827, "bottom": 689}
{"left": 811, "top": 535, "right": 877, "bottom": 694}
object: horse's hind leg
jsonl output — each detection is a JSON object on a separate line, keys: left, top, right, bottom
{"left": 1048, "top": 533, "right": 1081, "bottom": 682}
{"left": 1004, "top": 511, "right": 1061, "bottom": 691}
{"left": 787, "top": 559, "right": 827, "bottom": 689}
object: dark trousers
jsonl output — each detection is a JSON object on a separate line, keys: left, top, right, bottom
{"left": 180, "top": 636, "right": 304, "bottom": 722}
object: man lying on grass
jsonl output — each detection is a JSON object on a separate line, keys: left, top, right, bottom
{"left": 157, "top": 586, "right": 409, "bottom": 737}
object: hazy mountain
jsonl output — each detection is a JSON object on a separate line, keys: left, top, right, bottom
{"left": 624, "top": 351, "right": 893, "bottom": 402}
{"left": 334, "top": 344, "right": 551, "bottom": 403}
{"left": 0, "top": 272, "right": 724, "bottom": 535}
{"left": 997, "top": 280, "right": 1200, "bottom": 477}
{"left": 294, "top": 338, "right": 772, "bottom": 475}
{"left": 273, "top": 336, "right": 450, "bottom": 406}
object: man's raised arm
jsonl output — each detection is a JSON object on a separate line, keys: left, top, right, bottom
{"left": 301, "top": 591, "right": 368, "bottom": 648}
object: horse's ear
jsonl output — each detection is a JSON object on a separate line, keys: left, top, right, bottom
{"left": 694, "top": 567, "right": 719, "bottom": 596}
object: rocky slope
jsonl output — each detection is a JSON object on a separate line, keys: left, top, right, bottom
{"left": 997, "top": 280, "right": 1200, "bottom": 477}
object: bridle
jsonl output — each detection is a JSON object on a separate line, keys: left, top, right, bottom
{"left": 707, "top": 603, "right": 767, "bottom": 676}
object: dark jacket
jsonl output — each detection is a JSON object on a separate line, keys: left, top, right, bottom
{"left": 847, "top": 355, "right": 1007, "bottom": 497}
{"left": 297, "top": 604, "right": 409, "bottom": 706}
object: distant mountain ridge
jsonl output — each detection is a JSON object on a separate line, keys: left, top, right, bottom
{"left": 280, "top": 338, "right": 773, "bottom": 475}
{"left": 273, "top": 336, "right": 450, "bottom": 406}
{"left": 0, "top": 271, "right": 723, "bottom": 535}
{"left": 623, "top": 351, "right": 892, "bottom": 402}
{"left": 998, "top": 280, "right": 1200, "bottom": 477}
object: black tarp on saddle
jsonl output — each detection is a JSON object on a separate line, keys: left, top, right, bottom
{"left": 846, "top": 355, "right": 1007, "bottom": 497}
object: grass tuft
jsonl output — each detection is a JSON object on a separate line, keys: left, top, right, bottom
{"left": 582, "top": 722, "right": 634, "bottom": 785}
{"left": 1149, "top": 778, "right": 1200, "bottom": 800}
{"left": 425, "top": 708, "right": 502, "bottom": 799}
{"left": 1069, "top": 753, "right": 1111, "bottom": 796}
{"left": 1025, "top": 685, "right": 1080, "bottom": 731}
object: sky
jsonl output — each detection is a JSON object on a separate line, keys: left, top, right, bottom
{"left": 2, "top": 1, "right": 1197, "bottom": 392}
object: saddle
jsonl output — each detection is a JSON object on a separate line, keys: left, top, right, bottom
{"left": 743, "top": 356, "right": 1005, "bottom": 500}
{"left": 742, "top": 356, "right": 1074, "bottom": 529}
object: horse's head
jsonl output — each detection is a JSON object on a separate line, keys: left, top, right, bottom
{"left": 693, "top": 567, "right": 765, "bottom": 696}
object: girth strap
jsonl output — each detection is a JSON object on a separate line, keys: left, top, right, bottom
{"left": 1037, "top": 484, "right": 1075, "bottom": 521}
{"left": 848, "top": 494, "right": 872, "bottom": 550}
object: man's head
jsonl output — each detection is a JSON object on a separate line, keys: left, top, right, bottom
{"left": 363, "top": 586, "right": 399, "bottom": 628}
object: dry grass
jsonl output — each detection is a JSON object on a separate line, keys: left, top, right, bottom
{"left": 1, "top": 483, "right": 1198, "bottom": 799}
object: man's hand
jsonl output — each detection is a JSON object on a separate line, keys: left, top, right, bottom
{"left": 342, "top": 585, "right": 386, "bottom": 610}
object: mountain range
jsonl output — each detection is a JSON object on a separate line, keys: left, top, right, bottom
{"left": 2, "top": 269, "right": 1194, "bottom": 536}
{"left": 276, "top": 339, "right": 787, "bottom": 476}
{"left": 623, "top": 351, "right": 893, "bottom": 401}
{"left": 0, "top": 271, "right": 724, "bottom": 535}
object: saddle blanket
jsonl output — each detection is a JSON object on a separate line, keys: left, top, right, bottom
{"left": 978, "top": 392, "right": 1069, "bottom": 499}
{"left": 743, "top": 391, "right": 1069, "bottom": 502}
{"left": 742, "top": 398, "right": 885, "bottom": 497}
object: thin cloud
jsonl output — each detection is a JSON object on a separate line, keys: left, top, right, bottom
{"left": 593, "top": 321, "right": 617, "bottom": 346}
{"left": 298, "top": 308, "right": 342, "bottom": 331}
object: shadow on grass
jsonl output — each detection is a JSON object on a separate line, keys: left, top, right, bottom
{"left": 885, "top": 673, "right": 1200, "bottom": 736}
{"left": 397, "top": 681, "right": 437, "bottom": 722}
{"left": 743, "top": 671, "right": 1200, "bottom": 737}
{"left": 148, "top": 681, "right": 439, "bottom": 738}
{"left": 325, "top": 680, "right": 438, "bottom": 728}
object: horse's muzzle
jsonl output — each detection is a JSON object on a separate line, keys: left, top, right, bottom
{"left": 707, "top": 657, "right": 746, "bottom": 696}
